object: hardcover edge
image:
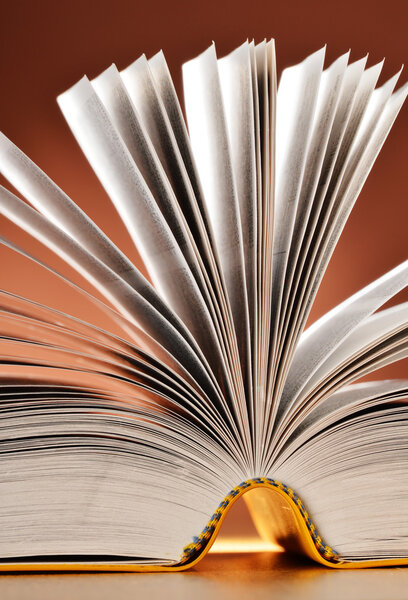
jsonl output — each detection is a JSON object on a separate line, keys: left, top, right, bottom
{"left": 1, "top": 477, "right": 407, "bottom": 572}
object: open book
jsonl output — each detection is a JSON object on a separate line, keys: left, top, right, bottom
{"left": 0, "top": 40, "right": 407, "bottom": 571}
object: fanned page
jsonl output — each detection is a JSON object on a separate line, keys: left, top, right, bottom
{"left": 0, "top": 40, "right": 407, "bottom": 569}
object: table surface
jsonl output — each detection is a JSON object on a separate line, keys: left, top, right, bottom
{"left": 1, "top": 550, "right": 408, "bottom": 600}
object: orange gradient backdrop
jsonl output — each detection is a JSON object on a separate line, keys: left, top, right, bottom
{"left": 1, "top": 0, "right": 407, "bottom": 541}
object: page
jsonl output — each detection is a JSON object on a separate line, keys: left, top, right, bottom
{"left": 0, "top": 276, "right": 211, "bottom": 413}
{"left": 114, "top": 57, "right": 236, "bottom": 344}
{"left": 0, "top": 387, "right": 244, "bottom": 562}
{"left": 264, "top": 55, "right": 350, "bottom": 448}
{"left": 281, "top": 62, "right": 394, "bottom": 359}
{"left": 267, "top": 47, "right": 325, "bottom": 380}
{"left": 269, "top": 69, "right": 407, "bottom": 432}
{"left": 302, "top": 378, "right": 408, "bottom": 433}
{"left": 293, "top": 80, "right": 408, "bottom": 355}
{"left": 272, "top": 57, "right": 369, "bottom": 389}
{"left": 0, "top": 135, "right": 232, "bottom": 401}
{"left": 0, "top": 233, "right": 199, "bottom": 385}
{"left": 274, "top": 53, "right": 349, "bottom": 382}
{"left": 261, "top": 48, "right": 326, "bottom": 444}
{"left": 182, "top": 44, "right": 253, "bottom": 455}
{"left": 56, "top": 77, "right": 234, "bottom": 388}
{"left": 0, "top": 132, "right": 203, "bottom": 344}
{"left": 0, "top": 329, "right": 237, "bottom": 455}
{"left": 121, "top": 53, "right": 205, "bottom": 243}
{"left": 282, "top": 57, "right": 367, "bottom": 360}
{"left": 280, "top": 261, "right": 408, "bottom": 425}
{"left": 269, "top": 307, "right": 408, "bottom": 463}
{"left": 0, "top": 186, "right": 238, "bottom": 422}
{"left": 334, "top": 68, "right": 403, "bottom": 203}
{"left": 182, "top": 45, "right": 251, "bottom": 382}
{"left": 120, "top": 57, "right": 255, "bottom": 423}
{"left": 148, "top": 50, "right": 249, "bottom": 424}
{"left": 91, "top": 64, "right": 250, "bottom": 394}
{"left": 272, "top": 404, "right": 408, "bottom": 560}
{"left": 148, "top": 50, "right": 223, "bottom": 270}
{"left": 92, "top": 64, "right": 210, "bottom": 298}
{"left": 217, "top": 41, "right": 256, "bottom": 435}
{"left": 300, "top": 303, "right": 408, "bottom": 401}
{"left": 218, "top": 41, "right": 257, "bottom": 350}
{"left": 120, "top": 56, "right": 246, "bottom": 384}
{"left": 0, "top": 236, "right": 245, "bottom": 458}
{"left": 254, "top": 39, "right": 276, "bottom": 466}
{"left": 273, "top": 380, "right": 408, "bottom": 469}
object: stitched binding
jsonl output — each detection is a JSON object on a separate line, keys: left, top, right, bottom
{"left": 178, "top": 477, "right": 339, "bottom": 565}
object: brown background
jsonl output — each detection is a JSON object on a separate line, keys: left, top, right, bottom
{"left": 0, "top": 0, "right": 407, "bottom": 539}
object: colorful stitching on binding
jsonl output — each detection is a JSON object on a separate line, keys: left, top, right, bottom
{"left": 178, "top": 478, "right": 339, "bottom": 565}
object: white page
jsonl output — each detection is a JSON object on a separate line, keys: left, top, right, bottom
{"left": 91, "top": 64, "right": 208, "bottom": 293}
{"left": 276, "top": 58, "right": 368, "bottom": 354}
{"left": 0, "top": 133, "right": 140, "bottom": 282}
{"left": 326, "top": 60, "right": 384, "bottom": 181}
{"left": 294, "top": 81, "right": 408, "bottom": 352}
{"left": 265, "top": 55, "right": 351, "bottom": 449}
{"left": 303, "top": 303, "right": 408, "bottom": 397}
{"left": 334, "top": 68, "right": 403, "bottom": 203}
{"left": 0, "top": 134, "right": 229, "bottom": 391}
{"left": 148, "top": 50, "right": 248, "bottom": 419}
{"left": 182, "top": 45, "right": 253, "bottom": 458}
{"left": 274, "top": 70, "right": 407, "bottom": 407}
{"left": 122, "top": 53, "right": 241, "bottom": 353}
{"left": 316, "top": 336, "right": 407, "bottom": 398}
{"left": 120, "top": 56, "right": 245, "bottom": 380}
{"left": 246, "top": 40, "right": 263, "bottom": 465}
{"left": 0, "top": 132, "right": 200, "bottom": 346}
{"left": 269, "top": 343, "right": 408, "bottom": 470}
{"left": 121, "top": 53, "right": 204, "bottom": 239}
{"left": 248, "top": 41, "right": 262, "bottom": 324}
{"left": 286, "top": 62, "right": 387, "bottom": 341}
{"left": 280, "top": 260, "right": 408, "bottom": 422}
{"left": 272, "top": 380, "right": 408, "bottom": 471}
{"left": 182, "top": 44, "right": 251, "bottom": 383}
{"left": 0, "top": 231, "right": 249, "bottom": 465}
{"left": 0, "top": 234, "right": 203, "bottom": 388}
{"left": 218, "top": 41, "right": 257, "bottom": 345}
{"left": 269, "top": 58, "right": 377, "bottom": 401}
{"left": 0, "top": 278, "right": 208, "bottom": 411}
{"left": 303, "top": 378, "right": 408, "bottom": 430}
{"left": 256, "top": 39, "right": 275, "bottom": 369}
{"left": 268, "top": 47, "right": 325, "bottom": 371}
{"left": 0, "top": 236, "right": 245, "bottom": 458}
{"left": 262, "top": 48, "right": 326, "bottom": 446}
{"left": 254, "top": 40, "right": 277, "bottom": 468}
{"left": 218, "top": 41, "right": 256, "bottom": 435}
{"left": 275, "top": 53, "right": 349, "bottom": 361}
{"left": 0, "top": 186, "right": 236, "bottom": 421}
{"left": 95, "top": 61, "right": 238, "bottom": 351}
{"left": 91, "top": 64, "right": 246, "bottom": 388}
{"left": 0, "top": 334, "right": 237, "bottom": 457}
{"left": 286, "top": 340, "right": 408, "bottom": 449}
{"left": 275, "top": 305, "right": 408, "bottom": 450}
{"left": 56, "top": 77, "right": 230, "bottom": 379}
{"left": 322, "top": 76, "right": 407, "bottom": 238}
{"left": 278, "top": 57, "right": 367, "bottom": 349}
{"left": 121, "top": 56, "right": 249, "bottom": 443}
{"left": 148, "top": 50, "right": 223, "bottom": 265}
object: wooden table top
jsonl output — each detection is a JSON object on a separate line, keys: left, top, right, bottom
{"left": 1, "top": 550, "right": 408, "bottom": 600}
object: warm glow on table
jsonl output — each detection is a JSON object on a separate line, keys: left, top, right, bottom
{"left": 210, "top": 537, "right": 283, "bottom": 554}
